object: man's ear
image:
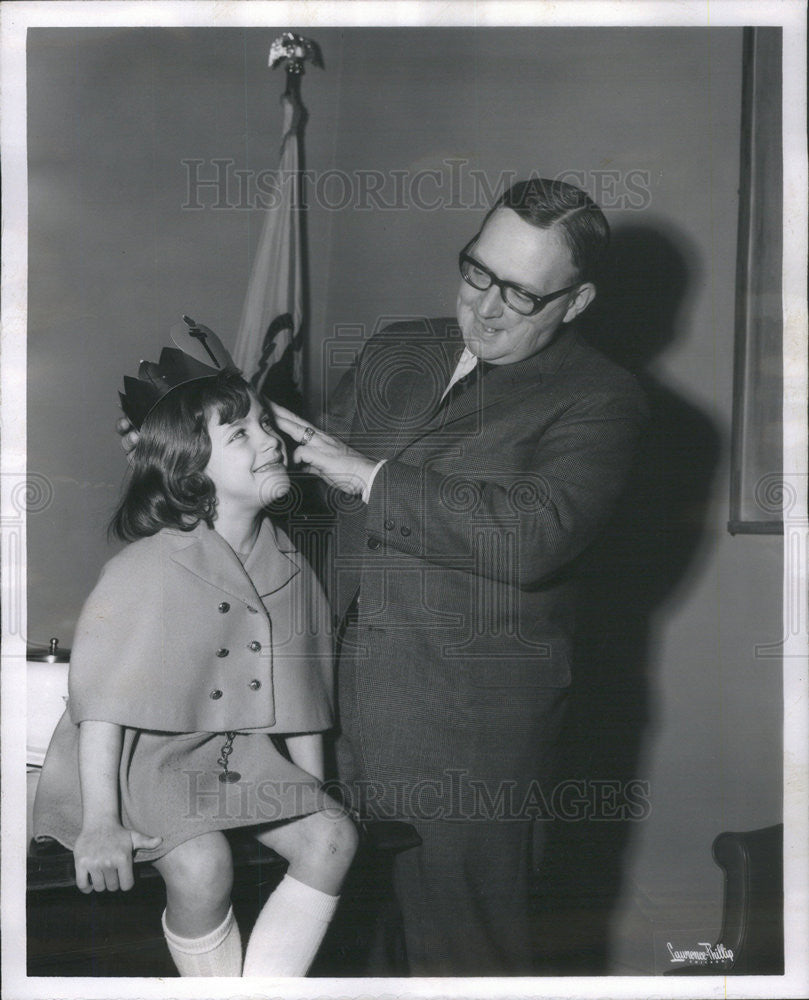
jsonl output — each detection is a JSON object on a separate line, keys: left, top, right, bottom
{"left": 562, "top": 282, "right": 596, "bottom": 324}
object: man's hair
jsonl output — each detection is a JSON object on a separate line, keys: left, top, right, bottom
{"left": 110, "top": 368, "right": 253, "bottom": 541}
{"left": 486, "top": 178, "right": 610, "bottom": 282}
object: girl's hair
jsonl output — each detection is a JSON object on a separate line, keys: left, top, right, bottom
{"left": 110, "top": 368, "right": 253, "bottom": 541}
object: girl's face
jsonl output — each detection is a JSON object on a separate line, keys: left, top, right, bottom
{"left": 204, "top": 394, "right": 290, "bottom": 515}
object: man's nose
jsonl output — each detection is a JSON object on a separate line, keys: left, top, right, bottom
{"left": 476, "top": 284, "right": 504, "bottom": 318}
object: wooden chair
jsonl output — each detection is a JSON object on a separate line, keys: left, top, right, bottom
{"left": 667, "top": 823, "right": 783, "bottom": 975}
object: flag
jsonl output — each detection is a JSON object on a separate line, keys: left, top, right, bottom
{"left": 233, "top": 92, "right": 304, "bottom": 412}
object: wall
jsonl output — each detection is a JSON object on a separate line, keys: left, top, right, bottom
{"left": 26, "top": 26, "right": 782, "bottom": 974}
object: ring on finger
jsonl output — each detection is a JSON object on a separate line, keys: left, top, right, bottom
{"left": 301, "top": 426, "right": 315, "bottom": 445}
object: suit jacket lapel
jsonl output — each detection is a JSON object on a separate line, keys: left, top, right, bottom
{"left": 387, "top": 326, "right": 581, "bottom": 458}
{"left": 373, "top": 332, "right": 463, "bottom": 454}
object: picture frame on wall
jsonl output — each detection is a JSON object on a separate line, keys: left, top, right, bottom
{"left": 728, "top": 26, "right": 784, "bottom": 535}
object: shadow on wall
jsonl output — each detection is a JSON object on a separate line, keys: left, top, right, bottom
{"left": 533, "top": 222, "right": 723, "bottom": 973}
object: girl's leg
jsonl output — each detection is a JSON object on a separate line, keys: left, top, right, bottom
{"left": 242, "top": 799, "right": 358, "bottom": 976}
{"left": 254, "top": 796, "right": 358, "bottom": 894}
{"left": 153, "top": 832, "right": 242, "bottom": 976}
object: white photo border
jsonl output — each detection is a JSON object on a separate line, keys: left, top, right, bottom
{"left": 2, "top": 3, "right": 806, "bottom": 999}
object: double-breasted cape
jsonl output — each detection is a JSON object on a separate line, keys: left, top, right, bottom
{"left": 33, "top": 518, "right": 333, "bottom": 861}
{"left": 68, "top": 517, "right": 333, "bottom": 733}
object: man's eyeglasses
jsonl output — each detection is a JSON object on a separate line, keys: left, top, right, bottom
{"left": 458, "top": 238, "right": 580, "bottom": 317}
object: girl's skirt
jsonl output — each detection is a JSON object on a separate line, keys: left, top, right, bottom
{"left": 33, "top": 712, "right": 330, "bottom": 862}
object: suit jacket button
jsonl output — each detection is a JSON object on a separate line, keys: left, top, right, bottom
{"left": 218, "top": 602, "right": 230, "bottom": 613}
{"left": 209, "top": 689, "right": 223, "bottom": 700}
{"left": 383, "top": 519, "right": 394, "bottom": 530}
{"left": 248, "top": 640, "right": 262, "bottom": 652}
{"left": 367, "top": 537, "right": 382, "bottom": 550}
{"left": 400, "top": 525, "right": 411, "bottom": 537}
{"left": 248, "top": 679, "right": 261, "bottom": 691}
{"left": 216, "top": 648, "right": 229, "bottom": 658}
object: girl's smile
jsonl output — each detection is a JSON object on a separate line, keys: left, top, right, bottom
{"left": 205, "top": 395, "right": 291, "bottom": 516}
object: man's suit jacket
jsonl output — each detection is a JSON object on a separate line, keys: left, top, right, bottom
{"left": 325, "top": 318, "right": 647, "bottom": 817}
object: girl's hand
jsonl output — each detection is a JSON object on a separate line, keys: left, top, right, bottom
{"left": 74, "top": 821, "right": 162, "bottom": 893}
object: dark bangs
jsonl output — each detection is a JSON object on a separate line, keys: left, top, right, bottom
{"left": 110, "top": 369, "right": 252, "bottom": 541}
{"left": 198, "top": 371, "right": 252, "bottom": 427}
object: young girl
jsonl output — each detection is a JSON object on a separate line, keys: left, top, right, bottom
{"left": 33, "top": 328, "right": 358, "bottom": 977}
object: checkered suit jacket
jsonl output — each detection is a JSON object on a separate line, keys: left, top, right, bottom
{"left": 325, "top": 317, "right": 647, "bottom": 811}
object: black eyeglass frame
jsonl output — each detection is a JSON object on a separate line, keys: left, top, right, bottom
{"left": 458, "top": 237, "right": 581, "bottom": 317}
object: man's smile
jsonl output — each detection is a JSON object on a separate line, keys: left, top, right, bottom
{"left": 474, "top": 317, "right": 502, "bottom": 335}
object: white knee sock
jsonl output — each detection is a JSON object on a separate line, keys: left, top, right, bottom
{"left": 162, "top": 904, "right": 243, "bottom": 977}
{"left": 242, "top": 874, "right": 340, "bottom": 977}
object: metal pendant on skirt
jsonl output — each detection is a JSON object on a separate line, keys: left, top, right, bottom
{"left": 218, "top": 731, "right": 241, "bottom": 783}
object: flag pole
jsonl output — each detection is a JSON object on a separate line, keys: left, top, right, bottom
{"left": 271, "top": 31, "right": 323, "bottom": 140}
{"left": 232, "top": 32, "right": 322, "bottom": 415}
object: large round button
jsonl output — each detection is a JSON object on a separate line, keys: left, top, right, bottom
{"left": 367, "top": 537, "right": 382, "bottom": 550}
{"left": 248, "top": 679, "right": 261, "bottom": 691}
{"left": 383, "top": 519, "right": 394, "bottom": 531}
{"left": 400, "top": 525, "right": 412, "bottom": 537}
{"left": 248, "top": 640, "right": 261, "bottom": 652}
{"left": 216, "top": 648, "right": 229, "bottom": 658}
{"left": 218, "top": 602, "right": 230, "bottom": 613}
{"left": 209, "top": 689, "right": 223, "bottom": 700}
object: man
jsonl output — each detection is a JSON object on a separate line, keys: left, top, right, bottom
{"left": 271, "top": 178, "right": 648, "bottom": 975}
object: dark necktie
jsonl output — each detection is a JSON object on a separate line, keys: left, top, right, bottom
{"left": 441, "top": 359, "right": 491, "bottom": 409}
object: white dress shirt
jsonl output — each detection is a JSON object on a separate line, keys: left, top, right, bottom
{"left": 361, "top": 348, "right": 479, "bottom": 503}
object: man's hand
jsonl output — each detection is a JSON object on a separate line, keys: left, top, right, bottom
{"left": 270, "top": 403, "right": 376, "bottom": 497}
{"left": 73, "top": 820, "right": 162, "bottom": 893}
{"left": 116, "top": 416, "right": 139, "bottom": 456}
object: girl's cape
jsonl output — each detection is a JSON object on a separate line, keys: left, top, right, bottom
{"left": 67, "top": 519, "right": 333, "bottom": 734}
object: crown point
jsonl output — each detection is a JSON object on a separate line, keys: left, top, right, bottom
{"left": 121, "top": 317, "right": 235, "bottom": 430}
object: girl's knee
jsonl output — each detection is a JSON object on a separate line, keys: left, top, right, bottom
{"left": 331, "top": 809, "right": 361, "bottom": 857}
{"left": 157, "top": 834, "right": 233, "bottom": 908}
{"left": 309, "top": 807, "right": 359, "bottom": 869}
{"left": 254, "top": 803, "right": 359, "bottom": 892}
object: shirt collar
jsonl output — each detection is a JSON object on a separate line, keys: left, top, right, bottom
{"left": 442, "top": 347, "right": 479, "bottom": 397}
{"left": 444, "top": 323, "right": 579, "bottom": 386}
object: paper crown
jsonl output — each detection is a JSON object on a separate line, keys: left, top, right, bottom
{"left": 119, "top": 316, "right": 237, "bottom": 429}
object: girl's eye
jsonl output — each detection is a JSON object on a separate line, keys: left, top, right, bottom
{"left": 228, "top": 428, "right": 247, "bottom": 442}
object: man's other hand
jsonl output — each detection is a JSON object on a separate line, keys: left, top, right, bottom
{"left": 116, "top": 416, "right": 139, "bottom": 456}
